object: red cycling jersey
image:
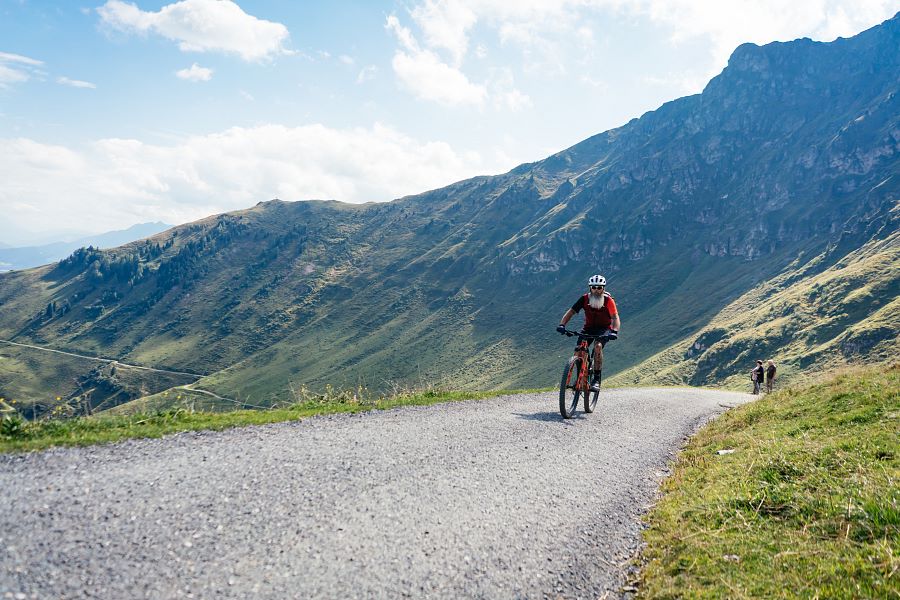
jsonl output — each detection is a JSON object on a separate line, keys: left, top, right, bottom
{"left": 571, "top": 293, "right": 617, "bottom": 330}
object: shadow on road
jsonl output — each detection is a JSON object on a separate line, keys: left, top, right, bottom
{"left": 513, "top": 411, "right": 581, "bottom": 422}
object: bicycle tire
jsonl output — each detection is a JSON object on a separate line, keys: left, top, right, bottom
{"left": 584, "top": 348, "right": 601, "bottom": 413}
{"left": 559, "top": 356, "right": 582, "bottom": 419}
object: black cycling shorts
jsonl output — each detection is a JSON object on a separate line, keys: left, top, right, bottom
{"left": 578, "top": 329, "right": 608, "bottom": 348}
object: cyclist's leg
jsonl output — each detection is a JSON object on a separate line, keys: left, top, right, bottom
{"left": 593, "top": 340, "right": 604, "bottom": 375}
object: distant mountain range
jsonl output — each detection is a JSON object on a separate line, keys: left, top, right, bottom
{"left": 1, "top": 13, "right": 897, "bottom": 414}
{"left": 0, "top": 222, "right": 171, "bottom": 272}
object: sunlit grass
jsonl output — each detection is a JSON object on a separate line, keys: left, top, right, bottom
{"left": 0, "top": 386, "right": 541, "bottom": 453}
{"left": 612, "top": 233, "right": 900, "bottom": 391}
{"left": 637, "top": 363, "right": 900, "bottom": 599}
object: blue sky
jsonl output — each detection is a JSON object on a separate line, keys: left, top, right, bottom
{"left": 1, "top": 0, "right": 897, "bottom": 245}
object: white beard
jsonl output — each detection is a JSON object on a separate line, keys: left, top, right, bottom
{"left": 588, "top": 293, "right": 605, "bottom": 310}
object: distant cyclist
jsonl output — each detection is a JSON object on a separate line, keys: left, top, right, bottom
{"left": 557, "top": 275, "right": 620, "bottom": 391}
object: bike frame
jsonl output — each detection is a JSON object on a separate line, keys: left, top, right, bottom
{"left": 562, "top": 328, "right": 608, "bottom": 392}
{"left": 571, "top": 339, "right": 593, "bottom": 393}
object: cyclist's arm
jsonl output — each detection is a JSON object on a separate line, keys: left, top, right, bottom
{"left": 607, "top": 296, "right": 621, "bottom": 331}
{"left": 559, "top": 308, "right": 576, "bottom": 327}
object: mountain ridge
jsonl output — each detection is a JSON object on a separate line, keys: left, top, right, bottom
{"left": 0, "top": 222, "right": 172, "bottom": 272}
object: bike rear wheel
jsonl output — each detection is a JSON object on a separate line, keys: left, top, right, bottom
{"left": 559, "top": 356, "right": 582, "bottom": 419}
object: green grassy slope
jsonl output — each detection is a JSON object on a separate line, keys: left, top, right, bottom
{"left": 611, "top": 230, "right": 900, "bottom": 391}
{"left": 0, "top": 341, "right": 197, "bottom": 418}
{"left": 0, "top": 387, "right": 530, "bottom": 453}
{"left": 638, "top": 364, "right": 899, "bottom": 599}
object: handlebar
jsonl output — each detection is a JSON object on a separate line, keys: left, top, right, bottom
{"left": 559, "top": 327, "right": 616, "bottom": 341}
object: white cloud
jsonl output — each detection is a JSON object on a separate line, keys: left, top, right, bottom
{"left": 395, "top": 0, "right": 899, "bottom": 94}
{"left": 494, "top": 86, "right": 532, "bottom": 111}
{"left": 409, "top": 0, "right": 586, "bottom": 69}
{"left": 386, "top": 15, "right": 486, "bottom": 107}
{"left": 0, "top": 52, "right": 44, "bottom": 86}
{"left": 489, "top": 69, "right": 532, "bottom": 111}
{"left": 0, "top": 124, "right": 515, "bottom": 238}
{"left": 57, "top": 76, "right": 97, "bottom": 89}
{"left": 635, "top": 0, "right": 900, "bottom": 70}
{"left": 338, "top": 54, "right": 355, "bottom": 66}
{"left": 391, "top": 48, "right": 487, "bottom": 106}
{"left": 0, "top": 64, "right": 29, "bottom": 85}
{"left": 410, "top": 0, "right": 477, "bottom": 66}
{"left": 175, "top": 62, "right": 213, "bottom": 81}
{"left": 357, "top": 65, "right": 378, "bottom": 83}
{"left": 0, "top": 52, "right": 43, "bottom": 66}
{"left": 97, "top": 0, "right": 290, "bottom": 61}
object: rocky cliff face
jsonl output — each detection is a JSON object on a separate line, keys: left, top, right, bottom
{"left": 1, "top": 14, "right": 897, "bottom": 407}
{"left": 510, "top": 16, "right": 898, "bottom": 274}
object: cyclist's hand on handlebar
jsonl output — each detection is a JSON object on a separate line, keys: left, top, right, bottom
{"left": 607, "top": 329, "right": 618, "bottom": 340}
{"left": 556, "top": 324, "right": 567, "bottom": 335}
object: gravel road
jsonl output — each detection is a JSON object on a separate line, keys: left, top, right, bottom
{"left": 0, "top": 388, "right": 748, "bottom": 599}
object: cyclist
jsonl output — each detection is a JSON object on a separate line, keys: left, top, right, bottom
{"left": 556, "top": 275, "right": 620, "bottom": 391}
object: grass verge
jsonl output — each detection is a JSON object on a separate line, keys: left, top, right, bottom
{"left": 637, "top": 364, "right": 899, "bottom": 599}
{"left": 0, "top": 388, "right": 537, "bottom": 453}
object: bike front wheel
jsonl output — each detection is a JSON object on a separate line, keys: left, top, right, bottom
{"left": 559, "top": 356, "right": 582, "bottom": 419}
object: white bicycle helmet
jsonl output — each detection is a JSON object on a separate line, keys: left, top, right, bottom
{"left": 588, "top": 274, "right": 606, "bottom": 287}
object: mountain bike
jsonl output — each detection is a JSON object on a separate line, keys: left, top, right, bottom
{"left": 558, "top": 328, "right": 614, "bottom": 419}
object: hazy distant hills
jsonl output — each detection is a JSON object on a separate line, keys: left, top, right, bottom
{"left": 0, "top": 222, "right": 171, "bottom": 272}
{"left": 0, "top": 13, "right": 897, "bottom": 413}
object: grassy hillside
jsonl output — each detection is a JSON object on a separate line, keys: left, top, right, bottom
{"left": 611, "top": 230, "right": 900, "bottom": 391}
{"left": 0, "top": 341, "right": 197, "bottom": 418}
{"left": 0, "top": 387, "right": 532, "bottom": 453}
{"left": 638, "top": 364, "right": 899, "bottom": 598}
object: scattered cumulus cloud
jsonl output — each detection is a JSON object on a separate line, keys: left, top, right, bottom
{"left": 635, "top": 0, "right": 900, "bottom": 70}
{"left": 410, "top": 0, "right": 477, "bottom": 67}
{"left": 493, "top": 86, "right": 532, "bottom": 111}
{"left": 338, "top": 55, "right": 355, "bottom": 65}
{"left": 386, "top": 15, "right": 487, "bottom": 107}
{"left": 489, "top": 69, "right": 532, "bottom": 111}
{"left": 176, "top": 62, "right": 213, "bottom": 81}
{"left": 97, "top": 0, "right": 291, "bottom": 61}
{"left": 0, "top": 52, "right": 44, "bottom": 86}
{"left": 393, "top": 0, "right": 899, "bottom": 99}
{"left": 391, "top": 48, "right": 487, "bottom": 106}
{"left": 0, "top": 51, "right": 43, "bottom": 66}
{"left": 57, "top": 76, "right": 97, "bottom": 89}
{"left": 0, "top": 124, "right": 515, "bottom": 237}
